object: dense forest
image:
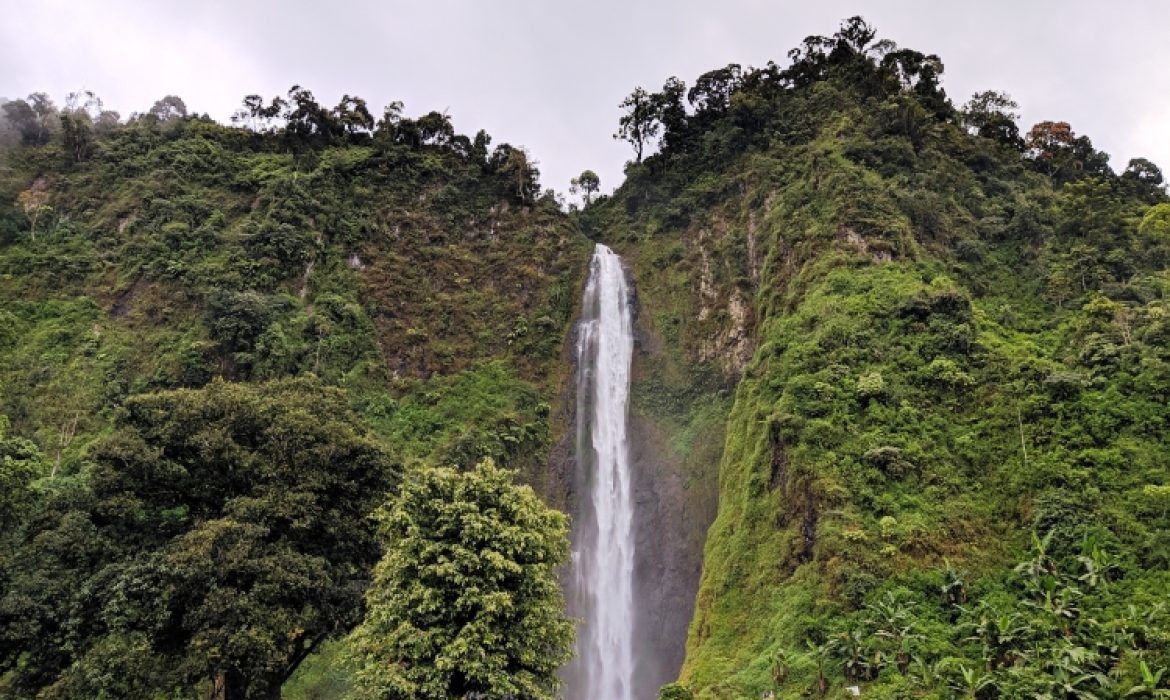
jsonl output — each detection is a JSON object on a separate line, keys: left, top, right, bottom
{"left": 2, "top": 14, "right": 1170, "bottom": 700}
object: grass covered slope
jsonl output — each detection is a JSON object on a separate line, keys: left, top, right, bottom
{"left": 590, "top": 18, "right": 1170, "bottom": 698}
{"left": 0, "top": 92, "right": 590, "bottom": 697}
{"left": 0, "top": 97, "right": 590, "bottom": 478}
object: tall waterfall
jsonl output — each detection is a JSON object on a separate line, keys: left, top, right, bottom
{"left": 567, "top": 243, "right": 636, "bottom": 700}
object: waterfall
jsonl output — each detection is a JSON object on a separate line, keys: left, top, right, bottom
{"left": 567, "top": 243, "right": 636, "bottom": 700}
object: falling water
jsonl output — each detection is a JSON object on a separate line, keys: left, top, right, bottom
{"left": 567, "top": 243, "right": 636, "bottom": 700}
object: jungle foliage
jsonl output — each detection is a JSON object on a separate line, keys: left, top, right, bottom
{"left": 0, "top": 84, "right": 589, "bottom": 698}
{"left": 3, "top": 12, "right": 1170, "bottom": 700}
{"left": 347, "top": 459, "right": 573, "bottom": 700}
{"left": 588, "top": 15, "right": 1170, "bottom": 699}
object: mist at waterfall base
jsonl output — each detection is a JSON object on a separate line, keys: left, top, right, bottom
{"left": 564, "top": 244, "right": 638, "bottom": 700}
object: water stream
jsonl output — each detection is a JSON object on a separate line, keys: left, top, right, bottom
{"left": 567, "top": 243, "right": 636, "bottom": 700}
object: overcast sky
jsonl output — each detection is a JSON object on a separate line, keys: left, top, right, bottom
{"left": 3, "top": 1, "right": 1168, "bottom": 200}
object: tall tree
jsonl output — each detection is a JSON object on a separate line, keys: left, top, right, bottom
{"left": 348, "top": 459, "right": 573, "bottom": 700}
{"left": 1026, "top": 120, "right": 1112, "bottom": 182}
{"left": 60, "top": 91, "right": 105, "bottom": 163}
{"left": 332, "top": 94, "right": 375, "bottom": 140}
{"left": 1, "top": 93, "right": 56, "bottom": 145}
{"left": 569, "top": 169, "right": 601, "bottom": 205}
{"left": 1122, "top": 157, "right": 1168, "bottom": 203}
{"left": 654, "top": 76, "right": 689, "bottom": 152}
{"left": 615, "top": 86, "right": 659, "bottom": 163}
{"left": 962, "top": 90, "right": 1023, "bottom": 148}
{"left": 148, "top": 95, "right": 188, "bottom": 122}
{"left": 493, "top": 145, "right": 541, "bottom": 203}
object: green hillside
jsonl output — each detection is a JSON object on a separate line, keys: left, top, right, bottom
{"left": 0, "top": 92, "right": 590, "bottom": 478}
{"left": 586, "top": 17, "right": 1170, "bottom": 699}
{"left": 0, "top": 90, "right": 589, "bottom": 698}
{"left": 3, "top": 14, "right": 1170, "bottom": 700}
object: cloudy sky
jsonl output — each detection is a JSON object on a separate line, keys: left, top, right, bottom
{"left": 3, "top": 1, "right": 1168, "bottom": 198}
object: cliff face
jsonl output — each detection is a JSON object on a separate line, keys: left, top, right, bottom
{"left": 587, "top": 19, "right": 1170, "bottom": 697}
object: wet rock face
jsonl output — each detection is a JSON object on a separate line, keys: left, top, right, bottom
{"left": 628, "top": 410, "right": 711, "bottom": 700}
{"left": 626, "top": 306, "right": 722, "bottom": 699}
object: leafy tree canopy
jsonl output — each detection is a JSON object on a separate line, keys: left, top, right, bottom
{"left": 348, "top": 459, "right": 573, "bottom": 700}
{"left": 0, "top": 378, "right": 398, "bottom": 700}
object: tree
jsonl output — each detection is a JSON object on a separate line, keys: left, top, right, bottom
{"left": 59, "top": 111, "right": 94, "bottom": 163}
{"left": 94, "top": 109, "right": 121, "bottom": 136}
{"left": 148, "top": 94, "right": 188, "bottom": 122}
{"left": 879, "top": 49, "right": 949, "bottom": 118}
{"left": 331, "top": 94, "right": 375, "bottom": 139}
{"left": 1122, "top": 158, "right": 1167, "bottom": 203}
{"left": 416, "top": 110, "right": 455, "bottom": 146}
{"left": 962, "top": 90, "right": 1023, "bottom": 148}
{"left": 1, "top": 93, "right": 57, "bottom": 145}
{"left": 1, "top": 99, "right": 39, "bottom": 145}
{"left": 15, "top": 185, "right": 51, "bottom": 241}
{"left": 569, "top": 169, "right": 600, "bottom": 205}
{"left": 493, "top": 145, "right": 541, "bottom": 203}
{"left": 1025, "top": 121, "right": 1112, "bottom": 182}
{"left": 1124, "top": 158, "right": 1164, "bottom": 187}
{"left": 232, "top": 93, "right": 286, "bottom": 132}
{"left": 59, "top": 90, "right": 107, "bottom": 163}
{"left": 283, "top": 85, "right": 341, "bottom": 147}
{"left": 0, "top": 415, "right": 42, "bottom": 536}
{"left": 0, "top": 379, "right": 398, "bottom": 699}
{"left": 687, "top": 64, "right": 742, "bottom": 115}
{"left": 615, "top": 86, "right": 659, "bottom": 162}
{"left": 348, "top": 459, "right": 573, "bottom": 700}
{"left": 654, "top": 76, "right": 689, "bottom": 152}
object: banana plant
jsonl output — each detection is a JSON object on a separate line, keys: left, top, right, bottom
{"left": 1126, "top": 660, "right": 1170, "bottom": 698}
{"left": 947, "top": 664, "right": 995, "bottom": 699}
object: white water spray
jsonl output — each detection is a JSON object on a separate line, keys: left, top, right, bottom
{"left": 569, "top": 243, "right": 636, "bottom": 700}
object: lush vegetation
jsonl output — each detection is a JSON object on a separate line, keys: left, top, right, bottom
{"left": 6, "top": 379, "right": 397, "bottom": 698}
{"left": 586, "top": 16, "right": 1170, "bottom": 699}
{"left": 348, "top": 459, "right": 573, "bottom": 700}
{"left": 0, "top": 85, "right": 589, "bottom": 698}
{"left": 3, "top": 13, "right": 1170, "bottom": 700}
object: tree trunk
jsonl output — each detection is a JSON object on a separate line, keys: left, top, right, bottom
{"left": 212, "top": 670, "right": 251, "bottom": 700}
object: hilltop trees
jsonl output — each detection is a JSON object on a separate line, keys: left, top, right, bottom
{"left": 615, "top": 86, "right": 659, "bottom": 163}
{"left": 1025, "top": 120, "right": 1112, "bottom": 182}
{"left": 962, "top": 90, "right": 1023, "bottom": 148}
{"left": 348, "top": 459, "right": 573, "bottom": 700}
{"left": 609, "top": 16, "right": 955, "bottom": 166}
{"left": 570, "top": 169, "right": 600, "bottom": 204}
{"left": 591, "top": 15, "right": 1170, "bottom": 699}
{"left": 1, "top": 93, "right": 57, "bottom": 145}
{"left": 0, "top": 85, "right": 549, "bottom": 206}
